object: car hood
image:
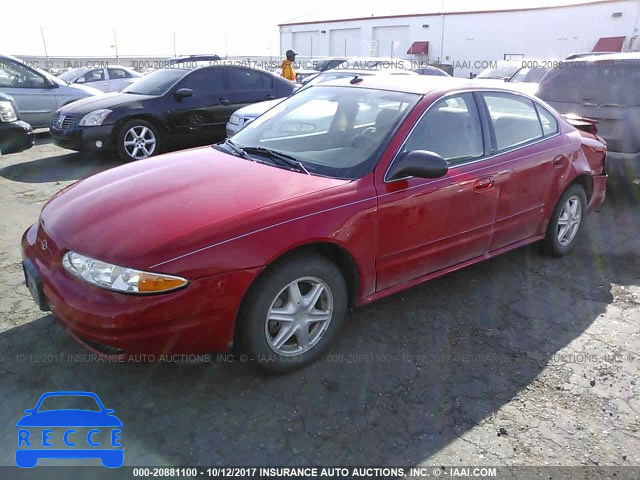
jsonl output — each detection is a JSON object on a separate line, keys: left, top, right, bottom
{"left": 235, "top": 98, "right": 284, "bottom": 118}
{"left": 40, "top": 146, "right": 349, "bottom": 272}
{"left": 67, "top": 83, "right": 104, "bottom": 96}
{"left": 58, "top": 92, "right": 153, "bottom": 114}
{"left": 16, "top": 410, "right": 123, "bottom": 427}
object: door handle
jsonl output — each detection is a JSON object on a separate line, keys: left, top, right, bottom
{"left": 553, "top": 154, "right": 567, "bottom": 167}
{"left": 265, "top": 94, "right": 275, "bottom": 100}
{"left": 473, "top": 177, "right": 494, "bottom": 191}
{"left": 218, "top": 98, "right": 229, "bottom": 105}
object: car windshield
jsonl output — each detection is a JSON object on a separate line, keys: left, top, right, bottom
{"left": 510, "top": 67, "right": 550, "bottom": 83}
{"left": 477, "top": 62, "right": 521, "bottom": 79}
{"left": 37, "top": 395, "right": 102, "bottom": 412}
{"left": 538, "top": 60, "right": 640, "bottom": 105}
{"left": 230, "top": 85, "right": 419, "bottom": 179}
{"left": 58, "top": 69, "right": 84, "bottom": 82}
{"left": 122, "top": 68, "right": 187, "bottom": 95}
{"left": 35, "top": 67, "right": 68, "bottom": 86}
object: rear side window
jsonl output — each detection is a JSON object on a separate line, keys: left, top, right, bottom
{"left": 538, "top": 60, "right": 640, "bottom": 105}
{"left": 482, "top": 93, "right": 543, "bottom": 151}
{"left": 108, "top": 68, "right": 131, "bottom": 79}
{"left": 227, "top": 68, "right": 267, "bottom": 90}
{"left": 535, "top": 104, "right": 559, "bottom": 136}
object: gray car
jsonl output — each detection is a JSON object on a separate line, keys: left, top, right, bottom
{"left": 58, "top": 66, "right": 142, "bottom": 93}
{"left": 538, "top": 52, "right": 640, "bottom": 183}
{"left": 0, "top": 54, "right": 102, "bottom": 128}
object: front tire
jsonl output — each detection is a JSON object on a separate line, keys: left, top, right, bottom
{"left": 238, "top": 254, "right": 347, "bottom": 373}
{"left": 117, "top": 119, "right": 160, "bottom": 162}
{"left": 544, "top": 184, "right": 587, "bottom": 257}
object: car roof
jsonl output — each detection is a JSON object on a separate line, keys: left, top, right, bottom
{"left": 319, "top": 68, "right": 415, "bottom": 75}
{"left": 157, "top": 63, "right": 281, "bottom": 76}
{"left": 318, "top": 74, "right": 538, "bottom": 96}
{"left": 563, "top": 51, "right": 640, "bottom": 63}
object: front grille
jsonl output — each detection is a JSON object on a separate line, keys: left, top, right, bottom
{"left": 52, "top": 112, "right": 75, "bottom": 129}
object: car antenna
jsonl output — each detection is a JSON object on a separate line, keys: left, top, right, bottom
{"left": 350, "top": 75, "right": 363, "bottom": 85}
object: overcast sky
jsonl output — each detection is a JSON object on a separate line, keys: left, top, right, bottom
{"left": 2, "top": 0, "right": 607, "bottom": 57}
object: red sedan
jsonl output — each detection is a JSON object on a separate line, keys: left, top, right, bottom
{"left": 22, "top": 77, "right": 607, "bottom": 372}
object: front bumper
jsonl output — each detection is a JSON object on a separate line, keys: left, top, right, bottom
{"left": 21, "top": 223, "right": 261, "bottom": 356}
{"left": 50, "top": 123, "right": 116, "bottom": 152}
{"left": 0, "top": 120, "right": 34, "bottom": 154}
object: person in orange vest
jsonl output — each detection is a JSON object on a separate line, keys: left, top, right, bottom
{"left": 280, "top": 49, "right": 298, "bottom": 82}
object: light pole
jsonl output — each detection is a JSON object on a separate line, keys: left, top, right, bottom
{"left": 113, "top": 29, "right": 119, "bottom": 65}
{"left": 40, "top": 25, "right": 49, "bottom": 67}
{"left": 440, "top": 0, "right": 445, "bottom": 63}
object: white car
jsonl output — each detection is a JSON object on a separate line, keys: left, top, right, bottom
{"left": 226, "top": 69, "right": 417, "bottom": 137}
{"left": 58, "top": 66, "right": 142, "bottom": 93}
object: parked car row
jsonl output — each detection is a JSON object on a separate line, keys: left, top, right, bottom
{"left": 50, "top": 64, "right": 295, "bottom": 161}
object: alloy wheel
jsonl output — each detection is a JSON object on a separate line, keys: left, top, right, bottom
{"left": 264, "top": 276, "right": 334, "bottom": 357}
{"left": 123, "top": 125, "right": 156, "bottom": 160}
{"left": 556, "top": 194, "right": 582, "bottom": 246}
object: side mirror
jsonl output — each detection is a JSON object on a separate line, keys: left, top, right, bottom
{"left": 24, "top": 409, "right": 34, "bottom": 414}
{"left": 387, "top": 150, "right": 448, "bottom": 181}
{"left": 76, "top": 77, "right": 86, "bottom": 84}
{"left": 175, "top": 88, "right": 193, "bottom": 99}
{"left": 503, "top": 77, "right": 510, "bottom": 82}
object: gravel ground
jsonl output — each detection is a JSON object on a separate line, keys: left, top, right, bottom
{"left": 0, "top": 134, "right": 638, "bottom": 472}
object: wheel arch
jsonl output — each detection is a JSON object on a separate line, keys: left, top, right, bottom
{"left": 569, "top": 173, "right": 594, "bottom": 202}
{"left": 114, "top": 114, "right": 168, "bottom": 136}
{"left": 238, "top": 241, "right": 361, "bottom": 316}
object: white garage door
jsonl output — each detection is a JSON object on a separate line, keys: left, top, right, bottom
{"left": 372, "top": 26, "right": 410, "bottom": 58}
{"left": 329, "top": 28, "right": 361, "bottom": 56}
{"left": 292, "top": 31, "right": 320, "bottom": 57}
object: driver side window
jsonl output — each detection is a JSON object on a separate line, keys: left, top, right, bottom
{"left": 404, "top": 93, "right": 484, "bottom": 165}
{"left": 0, "top": 60, "right": 46, "bottom": 88}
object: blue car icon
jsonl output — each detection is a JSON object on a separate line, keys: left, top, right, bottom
{"left": 16, "top": 391, "right": 123, "bottom": 468}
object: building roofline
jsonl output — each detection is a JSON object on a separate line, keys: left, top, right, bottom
{"left": 278, "top": 0, "right": 630, "bottom": 27}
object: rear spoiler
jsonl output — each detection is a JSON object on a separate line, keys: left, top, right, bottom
{"left": 562, "top": 113, "right": 599, "bottom": 135}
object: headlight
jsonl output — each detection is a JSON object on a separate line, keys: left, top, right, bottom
{"left": 62, "top": 251, "right": 188, "bottom": 294}
{"left": 0, "top": 101, "right": 17, "bottom": 123}
{"left": 229, "top": 114, "right": 240, "bottom": 125}
{"left": 78, "top": 109, "right": 112, "bottom": 126}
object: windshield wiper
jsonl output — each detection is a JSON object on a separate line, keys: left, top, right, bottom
{"left": 217, "top": 138, "right": 255, "bottom": 162}
{"left": 242, "top": 146, "right": 310, "bottom": 174}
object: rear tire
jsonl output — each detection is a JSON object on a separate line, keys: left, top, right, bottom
{"left": 544, "top": 184, "right": 587, "bottom": 257}
{"left": 237, "top": 254, "right": 347, "bottom": 373}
